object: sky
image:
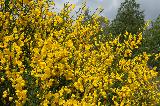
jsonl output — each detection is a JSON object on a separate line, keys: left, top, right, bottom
{"left": 54, "top": 0, "right": 160, "bottom": 20}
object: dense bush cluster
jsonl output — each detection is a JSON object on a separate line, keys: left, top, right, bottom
{"left": 0, "top": 0, "right": 160, "bottom": 105}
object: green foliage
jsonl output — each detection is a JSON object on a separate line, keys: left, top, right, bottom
{"left": 110, "top": 0, "right": 145, "bottom": 37}
{"left": 142, "top": 15, "right": 160, "bottom": 71}
{"left": 143, "top": 16, "right": 160, "bottom": 53}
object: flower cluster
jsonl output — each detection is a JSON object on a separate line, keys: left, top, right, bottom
{"left": 0, "top": 0, "right": 160, "bottom": 105}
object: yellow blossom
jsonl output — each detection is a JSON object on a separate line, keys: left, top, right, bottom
{"left": 9, "top": 97, "right": 13, "bottom": 101}
{"left": 13, "top": 27, "right": 18, "bottom": 33}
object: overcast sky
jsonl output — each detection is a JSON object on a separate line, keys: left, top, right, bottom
{"left": 54, "top": 0, "right": 160, "bottom": 20}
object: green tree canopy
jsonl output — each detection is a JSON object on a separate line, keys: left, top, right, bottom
{"left": 141, "top": 15, "right": 160, "bottom": 71}
{"left": 110, "top": 0, "right": 145, "bottom": 37}
{"left": 143, "top": 15, "right": 160, "bottom": 53}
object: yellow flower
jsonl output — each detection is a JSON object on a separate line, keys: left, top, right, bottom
{"left": 125, "top": 31, "right": 129, "bottom": 35}
{"left": 1, "top": 77, "right": 5, "bottom": 82}
{"left": 67, "top": 40, "right": 73, "bottom": 48}
{"left": 39, "top": 62, "right": 46, "bottom": 69}
{"left": 128, "top": 78, "right": 132, "bottom": 83}
{"left": 13, "top": 27, "right": 18, "bottom": 33}
{"left": 9, "top": 97, "right": 13, "bottom": 101}
{"left": 71, "top": 4, "right": 76, "bottom": 9}
{"left": 124, "top": 49, "right": 132, "bottom": 57}
{"left": 93, "top": 80, "right": 98, "bottom": 87}
{"left": 47, "top": 12, "right": 52, "bottom": 17}
{"left": 101, "top": 91, "right": 106, "bottom": 98}
{"left": 35, "top": 8, "right": 41, "bottom": 16}
{"left": 120, "top": 100, "right": 125, "bottom": 106}
{"left": 66, "top": 70, "right": 73, "bottom": 80}
{"left": 16, "top": 60, "right": 22, "bottom": 67}
{"left": 2, "top": 91, "right": 7, "bottom": 98}
{"left": 115, "top": 73, "right": 122, "bottom": 81}
{"left": 23, "top": 0, "right": 30, "bottom": 4}
{"left": 54, "top": 93, "right": 59, "bottom": 103}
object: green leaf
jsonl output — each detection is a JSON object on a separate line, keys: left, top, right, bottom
{"left": 5, "top": 0, "right": 10, "bottom": 11}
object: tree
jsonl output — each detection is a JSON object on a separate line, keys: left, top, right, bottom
{"left": 110, "top": 0, "right": 145, "bottom": 37}
{"left": 143, "top": 15, "right": 160, "bottom": 53}
{"left": 141, "top": 15, "right": 160, "bottom": 71}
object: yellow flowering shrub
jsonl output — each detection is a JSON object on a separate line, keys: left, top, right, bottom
{"left": 0, "top": 0, "right": 160, "bottom": 106}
